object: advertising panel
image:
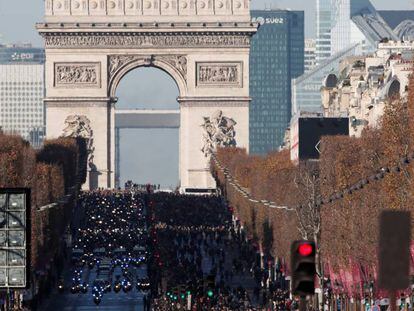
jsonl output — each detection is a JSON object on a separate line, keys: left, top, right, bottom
{"left": 0, "top": 48, "right": 44, "bottom": 64}
{"left": 290, "top": 117, "right": 349, "bottom": 162}
{"left": 0, "top": 189, "right": 30, "bottom": 289}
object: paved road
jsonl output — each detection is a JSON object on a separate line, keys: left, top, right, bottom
{"left": 43, "top": 273, "right": 145, "bottom": 311}
{"left": 42, "top": 264, "right": 148, "bottom": 311}
{"left": 41, "top": 193, "right": 149, "bottom": 311}
{"left": 43, "top": 290, "right": 144, "bottom": 311}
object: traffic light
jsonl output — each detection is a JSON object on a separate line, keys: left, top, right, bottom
{"left": 291, "top": 240, "right": 316, "bottom": 296}
{"left": 204, "top": 275, "right": 215, "bottom": 298}
{"left": 169, "top": 287, "right": 179, "bottom": 301}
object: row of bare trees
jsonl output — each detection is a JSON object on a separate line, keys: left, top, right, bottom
{"left": 211, "top": 77, "right": 414, "bottom": 298}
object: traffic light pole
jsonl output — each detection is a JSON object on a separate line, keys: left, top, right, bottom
{"left": 299, "top": 296, "right": 307, "bottom": 311}
{"left": 390, "top": 291, "right": 397, "bottom": 311}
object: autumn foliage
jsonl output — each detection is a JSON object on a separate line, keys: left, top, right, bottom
{"left": 0, "top": 135, "right": 87, "bottom": 272}
{"left": 212, "top": 74, "right": 414, "bottom": 296}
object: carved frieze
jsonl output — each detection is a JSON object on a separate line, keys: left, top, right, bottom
{"left": 158, "top": 55, "right": 187, "bottom": 79}
{"left": 109, "top": 55, "right": 141, "bottom": 77}
{"left": 196, "top": 62, "right": 242, "bottom": 87}
{"left": 43, "top": 33, "right": 251, "bottom": 49}
{"left": 55, "top": 62, "right": 101, "bottom": 88}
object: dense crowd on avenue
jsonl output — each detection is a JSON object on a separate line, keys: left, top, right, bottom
{"left": 38, "top": 189, "right": 296, "bottom": 310}
{"left": 62, "top": 191, "right": 151, "bottom": 308}
{"left": 147, "top": 193, "right": 293, "bottom": 310}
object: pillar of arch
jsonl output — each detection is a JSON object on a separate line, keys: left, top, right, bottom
{"left": 38, "top": 0, "right": 256, "bottom": 191}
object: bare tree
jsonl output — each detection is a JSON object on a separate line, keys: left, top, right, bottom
{"left": 294, "top": 161, "right": 324, "bottom": 309}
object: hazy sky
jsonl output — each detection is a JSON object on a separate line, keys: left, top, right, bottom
{"left": 0, "top": 0, "right": 411, "bottom": 45}
{"left": 0, "top": 0, "right": 412, "bottom": 188}
{"left": 116, "top": 68, "right": 179, "bottom": 188}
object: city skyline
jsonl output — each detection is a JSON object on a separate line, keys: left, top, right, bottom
{"left": 0, "top": 0, "right": 411, "bottom": 46}
{"left": 0, "top": 0, "right": 412, "bottom": 188}
{"left": 0, "top": 1, "right": 412, "bottom": 310}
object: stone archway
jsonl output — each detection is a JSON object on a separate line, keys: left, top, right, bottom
{"left": 108, "top": 55, "right": 188, "bottom": 98}
{"left": 37, "top": 0, "right": 256, "bottom": 191}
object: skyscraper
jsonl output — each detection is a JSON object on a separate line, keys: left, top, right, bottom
{"left": 316, "top": 0, "right": 332, "bottom": 64}
{"left": 250, "top": 10, "right": 304, "bottom": 154}
{"left": 304, "top": 39, "right": 317, "bottom": 72}
{"left": 0, "top": 45, "right": 45, "bottom": 145}
{"left": 330, "top": 0, "right": 396, "bottom": 55}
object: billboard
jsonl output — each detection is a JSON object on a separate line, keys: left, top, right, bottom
{"left": 0, "top": 189, "right": 30, "bottom": 289}
{"left": 0, "top": 47, "right": 44, "bottom": 64}
{"left": 291, "top": 117, "right": 349, "bottom": 162}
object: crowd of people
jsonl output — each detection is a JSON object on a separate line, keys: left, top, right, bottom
{"left": 146, "top": 193, "right": 294, "bottom": 310}
{"left": 124, "top": 181, "right": 161, "bottom": 192}
{"left": 35, "top": 188, "right": 300, "bottom": 310}
{"left": 66, "top": 191, "right": 151, "bottom": 306}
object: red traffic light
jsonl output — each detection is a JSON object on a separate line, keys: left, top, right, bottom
{"left": 298, "top": 243, "right": 314, "bottom": 256}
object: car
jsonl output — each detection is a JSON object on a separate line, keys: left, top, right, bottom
{"left": 136, "top": 278, "right": 151, "bottom": 292}
{"left": 93, "top": 248, "right": 106, "bottom": 259}
{"left": 114, "top": 248, "right": 127, "bottom": 259}
{"left": 98, "top": 258, "right": 112, "bottom": 272}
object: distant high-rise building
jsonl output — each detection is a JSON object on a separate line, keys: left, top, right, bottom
{"left": 316, "top": 0, "right": 332, "bottom": 64}
{"left": 330, "top": 0, "right": 396, "bottom": 55}
{"left": 304, "top": 39, "right": 317, "bottom": 72}
{"left": 0, "top": 45, "right": 45, "bottom": 146}
{"left": 378, "top": 11, "right": 414, "bottom": 40}
{"left": 292, "top": 0, "right": 398, "bottom": 114}
{"left": 250, "top": 10, "right": 304, "bottom": 154}
{"left": 315, "top": 0, "right": 399, "bottom": 65}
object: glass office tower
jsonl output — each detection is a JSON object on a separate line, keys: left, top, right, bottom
{"left": 316, "top": 0, "right": 332, "bottom": 64}
{"left": 250, "top": 10, "right": 304, "bottom": 154}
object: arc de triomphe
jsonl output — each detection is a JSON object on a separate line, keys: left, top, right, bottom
{"left": 37, "top": 0, "right": 256, "bottom": 191}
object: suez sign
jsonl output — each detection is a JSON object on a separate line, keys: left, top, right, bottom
{"left": 251, "top": 16, "right": 285, "bottom": 25}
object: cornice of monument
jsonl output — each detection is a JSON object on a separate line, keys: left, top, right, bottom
{"left": 36, "top": 21, "right": 257, "bottom": 33}
{"left": 44, "top": 96, "right": 113, "bottom": 102}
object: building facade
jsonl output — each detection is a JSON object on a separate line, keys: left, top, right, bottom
{"left": 0, "top": 45, "right": 45, "bottom": 146}
{"left": 250, "top": 10, "right": 304, "bottom": 154}
{"left": 322, "top": 41, "right": 414, "bottom": 137}
{"left": 292, "top": 42, "right": 363, "bottom": 114}
{"left": 305, "top": 39, "right": 317, "bottom": 72}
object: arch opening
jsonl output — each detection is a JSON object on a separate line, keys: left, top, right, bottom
{"left": 387, "top": 79, "right": 401, "bottom": 98}
{"left": 109, "top": 57, "right": 187, "bottom": 99}
{"left": 114, "top": 67, "right": 180, "bottom": 189}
